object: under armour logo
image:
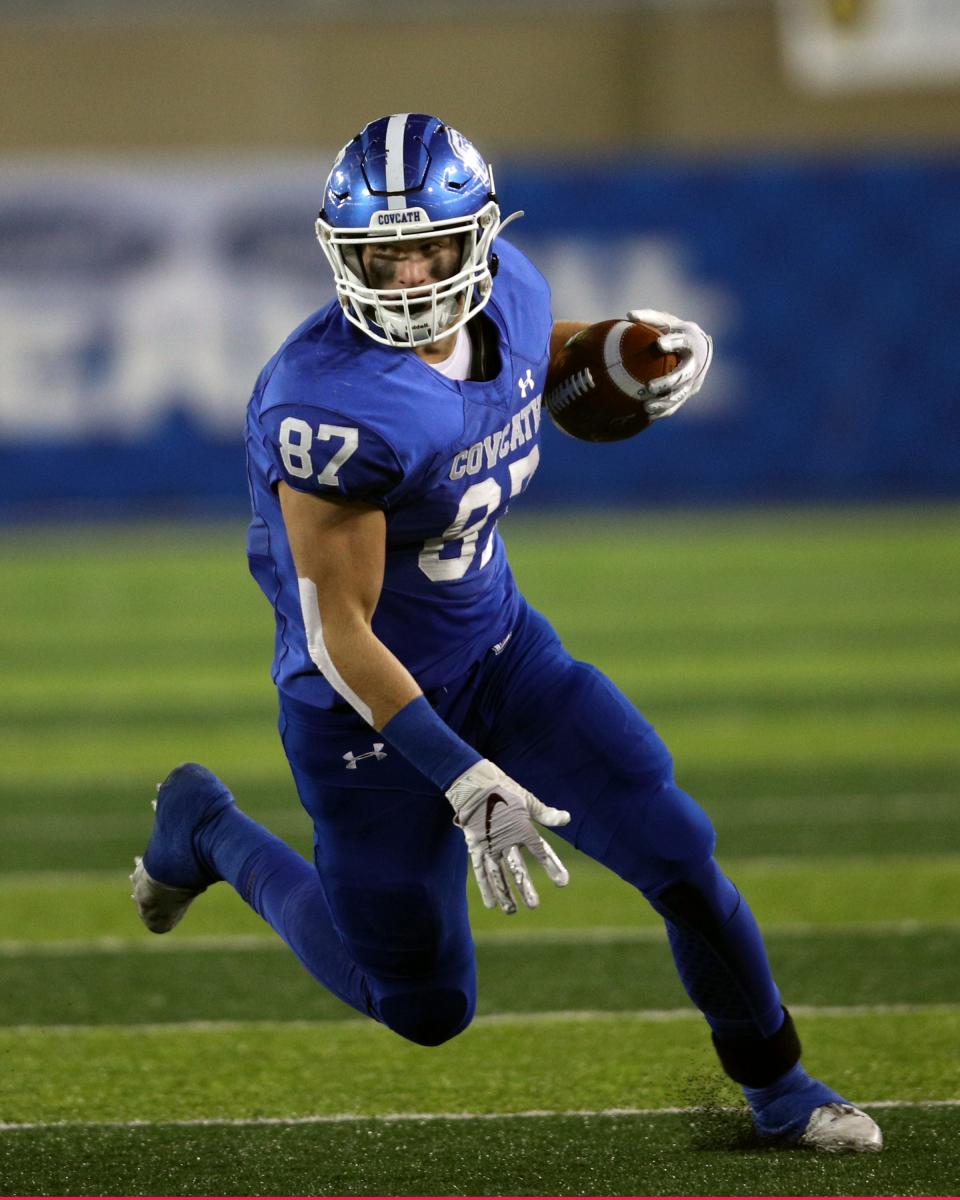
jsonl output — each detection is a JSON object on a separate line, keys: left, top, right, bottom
{"left": 517, "top": 368, "right": 535, "bottom": 398}
{"left": 343, "top": 743, "right": 387, "bottom": 769}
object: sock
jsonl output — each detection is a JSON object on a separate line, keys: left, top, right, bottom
{"left": 742, "top": 1062, "right": 843, "bottom": 1137}
{"left": 196, "top": 805, "right": 374, "bottom": 1019}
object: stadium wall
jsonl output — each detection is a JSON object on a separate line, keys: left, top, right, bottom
{"left": 0, "top": 153, "right": 956, "bottom": 518}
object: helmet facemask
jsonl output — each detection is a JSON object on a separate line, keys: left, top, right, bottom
{"left": 316, "top": 199, "right": 502, "bottom": 348}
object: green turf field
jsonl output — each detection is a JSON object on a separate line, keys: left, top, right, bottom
{"left": 1, "top": 507, "right": 958, "bottom": 1196}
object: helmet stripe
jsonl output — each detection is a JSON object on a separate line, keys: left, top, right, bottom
{"left": 384, "top": 112, "right": 410, "bottom": 210}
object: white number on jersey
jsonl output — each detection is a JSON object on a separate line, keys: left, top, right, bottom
{"left": 279, "top": 418, "right": 359, "bottom": 486}
{"left": 418, "top": 445, "right": 540, "bottom": 583}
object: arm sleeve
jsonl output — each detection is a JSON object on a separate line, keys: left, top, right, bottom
{"left": 260, "top": 402, "right": 405, "bottom": 508}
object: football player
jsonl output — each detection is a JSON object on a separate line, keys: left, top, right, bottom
{"left": 133, "top": 113, "right": 880, "bottom": 1153}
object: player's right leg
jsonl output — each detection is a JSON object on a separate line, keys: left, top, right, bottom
{"left": 278, "top": 693, "right": 477, "bottom": 1047}
{"left": 131, "top": 760, "right": 377, "bottom": 1021}
{"left": 133, "top": 700, "right": 477, "bottom": 1048}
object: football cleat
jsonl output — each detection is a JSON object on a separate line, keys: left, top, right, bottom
{"left": 742, "top": 1060, "right": 881, "bottom": 1151}
{"left": 797, "top": 1102, "right": 883, "bottom": 1153}
{"left": 796, "top": 1104, "right": 883, "bottom": 1152}
{"left": 130, "top": 762, "right": 233, "bottom": 933}
{"left": 130, "top": 855, "right": 205, "bottom": 934}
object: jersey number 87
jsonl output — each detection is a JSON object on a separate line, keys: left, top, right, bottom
{"left": 279, "top": 417, "right": 539, "bottom": 586}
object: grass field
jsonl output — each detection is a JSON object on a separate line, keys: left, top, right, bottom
{"left": 1, "top": 506, "right": 958, "bottom": 1196}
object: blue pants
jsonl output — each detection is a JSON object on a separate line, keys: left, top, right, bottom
{"left": 272, "top": 598, "right": 784, "bottom": 1049}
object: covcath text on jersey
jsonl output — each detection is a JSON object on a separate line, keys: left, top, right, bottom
{"left": 448, "top": 392, "right": 542, "bottom": 481}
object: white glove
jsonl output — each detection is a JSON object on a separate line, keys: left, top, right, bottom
{"left": 626, "top": 308, "right": 713, "bottom": 420}
{"left": 446, "top": 759, "right": 570, "bottom": 915}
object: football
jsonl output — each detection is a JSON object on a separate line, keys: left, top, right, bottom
{"left": 544, "top": 319, "right": 679, "bottom": 442}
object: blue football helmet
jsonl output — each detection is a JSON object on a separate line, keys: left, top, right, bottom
{"left": 315, "top": 113, "right": 521, "bottom": 348}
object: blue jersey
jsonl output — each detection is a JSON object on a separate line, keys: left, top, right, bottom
{"left": 245, "top": 239, "right": 553, "bottom": 709}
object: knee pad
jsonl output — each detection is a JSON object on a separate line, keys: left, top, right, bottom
{"left": 643, "top": 782, "right": 717, "bottom": 879}
{"left": 594, "top": 780, "right": 717, "bottom": 895}
{"left": 378, "top": 986, "right": 475, "bottom": 1047}
{"left": 647, "top": 858, "right": 740, "bottom": 928}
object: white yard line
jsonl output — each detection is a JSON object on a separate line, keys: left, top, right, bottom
{"left": 3, "top": 918, "right": 960, "bottom": 957}
{"left": 1, "top": 1098, "right": 958, "bottom": 1134}
{"left": 4, "top": 846, "right": 960, "bottom": 886}
{"left": 476, "top": 1002, "right": 960, "bottom": 1025}
{"left": 3, "top": 1002, "right": 958, "bottom": 1038}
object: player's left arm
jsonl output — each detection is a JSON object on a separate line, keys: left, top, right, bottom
{"left": 550, "top": 311, "right": 713, "bottom": 420}
{"left": 549, "top": 321, "right": 590, "bottom": 359}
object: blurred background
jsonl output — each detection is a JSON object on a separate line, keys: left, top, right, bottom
{"left": 1, "top": 0, "right": 959, "bottom": 515}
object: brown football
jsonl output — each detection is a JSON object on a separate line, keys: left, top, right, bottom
{"left": 544, "top": 319, "right": 679, "bottom": 442}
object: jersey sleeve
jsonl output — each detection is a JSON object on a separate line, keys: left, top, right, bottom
{"left": 258, "top": 402, "right": 405, "bottom": 507}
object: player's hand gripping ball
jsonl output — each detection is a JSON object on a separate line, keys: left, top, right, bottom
{"left": 544, "top": 319, "right": 681, "bottom": 442}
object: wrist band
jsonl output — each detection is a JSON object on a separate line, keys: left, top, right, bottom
{"left": 381, "top": 695, "right": 482, "bottom": 792}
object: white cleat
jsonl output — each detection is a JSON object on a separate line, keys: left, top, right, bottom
{"left": 130, "top": 855, "right": 204, "bottom": 934}
{"left": 798, "top": 1103, "right": 883, "bottom": 1153}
